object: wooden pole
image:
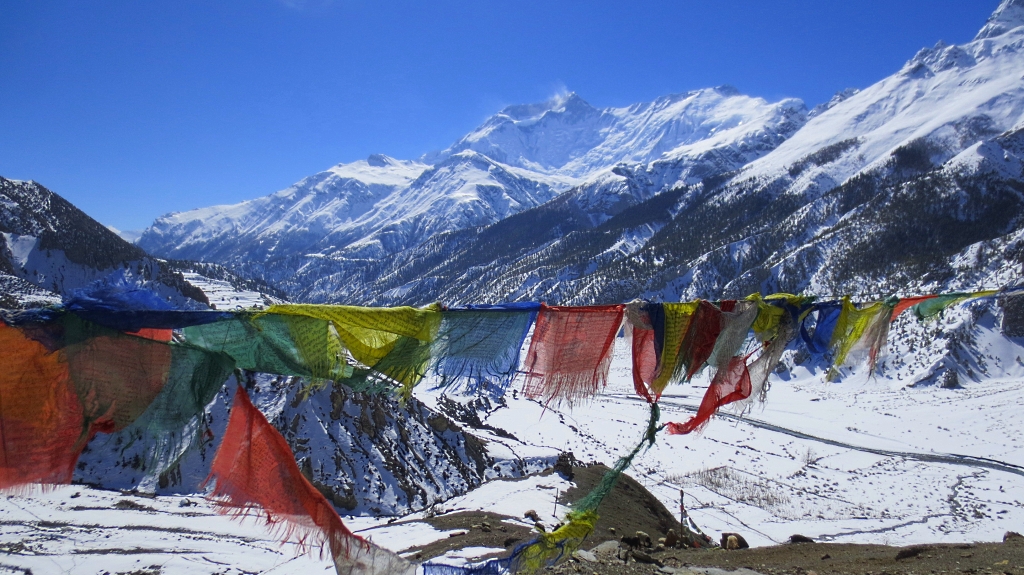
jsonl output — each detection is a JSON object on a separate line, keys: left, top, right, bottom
{"left": 679, "top": 488, "right": 685, "bottom": 528}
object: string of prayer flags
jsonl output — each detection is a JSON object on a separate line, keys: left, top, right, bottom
{"left": 431, "top": 303, "right": 540, "bottom": 396}
{"left": 521, "top": 304, "right": 624, "bottom": 407}
{"left": 0, "top": 285, "right": 1015, "bottom": 574}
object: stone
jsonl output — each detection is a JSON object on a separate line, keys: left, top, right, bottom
{"left": 573, "top": 549, "right": 598, "bottom": 563}
{"left": 895, "top": 546, "right": 925, "bottom": 560}
{"left": 554, "top": 451, "right": 577, "bottom": 480}
{"left": 631, "top": 550, "right": 663, "bottom": 566}
{"left": 590, "top": 540, "right": 620, "bottom": 557}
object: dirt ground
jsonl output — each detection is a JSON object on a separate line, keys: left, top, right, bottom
{"left": 551, "top": 537, "right": 1024, "bottom": 575}
{"left": 402, "top": 463, "right": 1024, "bottom": 574}
{"left": 402, "top": 463, "right": 686, "bottom": 563}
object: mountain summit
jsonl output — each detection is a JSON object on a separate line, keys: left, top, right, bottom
{"left": 426, "top": 87, "right": 803, "bottom": 179}
{"left": 975, "top": 0, "right": 1024, "bottom": 39}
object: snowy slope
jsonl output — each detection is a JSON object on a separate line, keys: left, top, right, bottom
{"left": 140, "top": 156, "right": 428, "bottom": 264}
{"left": 0, "top": 177, "right": 210, "bottom": 308}
{"left": 728, "top": 3, "right": 1024, "bottom": 203}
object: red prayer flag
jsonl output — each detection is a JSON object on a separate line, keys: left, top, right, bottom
{"left": 890, "top": 295, "right": 938, "bottom": 322}
{"left": 667, "top": 356, "right": 751, "bottom": 435}
{"left": 0, "top": 323, "right": 85, "bottom": 489}
{"left": 522, "top": 304, "right": 624, "bottom": 406}
{"left": 679, "top": 301, "right": 723, "bottom": 381}
{"left": 630, "top": 324, "right": 657, "bottom": 403}
{"left": 205, "top": 386, "right": 364, "bottom": 561}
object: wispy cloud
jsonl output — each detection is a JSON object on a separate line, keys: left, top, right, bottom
{"left": 547, "top": 83, "right": 572, "bottom": 105}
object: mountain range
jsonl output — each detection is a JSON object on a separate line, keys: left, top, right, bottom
{"left": 133, "top": 0, "right": 1024, "bottom": 309}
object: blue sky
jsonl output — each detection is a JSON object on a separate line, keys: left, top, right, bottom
{"left": 0, "top": 1, "right": 1000, "bottom": 231}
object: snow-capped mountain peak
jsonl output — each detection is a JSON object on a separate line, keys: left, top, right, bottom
{"left": 428, "top": 87, "right": 805, "bottom": 179}
{"left": 976, "top": 0, "right": 1024, "bottom": 40}
{"left": 492, "top": 91, "right": 594, "bottom": 122}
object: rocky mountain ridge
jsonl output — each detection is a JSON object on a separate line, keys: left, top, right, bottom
{"left": 0, "top": 177, "right": 209, "bottom": 308}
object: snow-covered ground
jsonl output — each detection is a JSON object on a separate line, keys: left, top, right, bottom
{"left": 2, "top": 326, "right": 1023, "bottom": 573}
{"left": 181, "top": 271, "right": 283, "bottom": 310}
{"left": 417, "top": 337, "right": 1024, "bottom": 550}
{"left": 0, "top": 486, "right": 337, "bottom": 574}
